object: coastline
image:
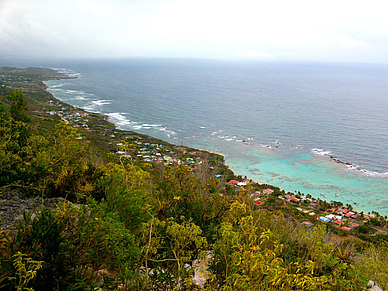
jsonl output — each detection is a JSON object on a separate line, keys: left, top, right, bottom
{"left": 44, "top": 68, "right": 388, "bottom": 216}
{"left": 3, "top": 65, "right": 386, "bottom": 216}
{"left": 2, "top": 66, "right": 388, "bottom": 291}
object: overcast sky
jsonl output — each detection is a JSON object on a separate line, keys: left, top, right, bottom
{"left": 1, "top": 0, "right": 388, "bottom": 63}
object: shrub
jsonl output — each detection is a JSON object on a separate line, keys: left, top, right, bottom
{"left": 0, "top": 208, "right": 77, "bottom": 291}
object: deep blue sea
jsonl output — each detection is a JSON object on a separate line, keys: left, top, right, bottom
{"left": 4, "top": 58, "right": 388, "bottom": 214}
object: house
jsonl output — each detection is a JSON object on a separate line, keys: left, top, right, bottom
{"left": 263, "top": 189, "right": 274, "bottom": 194}
{"left": 334, "top": 220, "right": 342, "bottom": 225}
{"left": 319, "top": 217, "right": 330, "bottom": 223}
{"left": 325, "top": 214, "right": 336, "bottom": 220}
{"left": 288, "top": 197, "right": 299, "bottom": 202}
{"left": 341, "top": 226, "right": 352, "bottom": 231}
{"left": 227, "top": 180, "right": 239, "bottom": 186}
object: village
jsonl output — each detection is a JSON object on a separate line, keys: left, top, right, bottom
{"left": 33, "top": 100, "right": 91, "bottom": 130}
{"left": 114, "top": 131, "right": 388, "bottom": 238}
{"left": 240, "top": 182, "right": 387, "bottom": 236}
{"left": 32, "top": 99, "right": 388, "bottom": 239}
{"left": 3, "top": 66, "right": 388, "bottom": 243}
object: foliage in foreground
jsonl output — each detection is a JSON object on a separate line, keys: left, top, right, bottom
{"left": 211, "top": 202, "right": 366, "bottom": 290}
{"left": 0, "top": 92, "right": 92, "bottom": 199}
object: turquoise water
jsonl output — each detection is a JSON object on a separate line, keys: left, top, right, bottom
{"left": 40, "top": 59, "right": 388, "bottom": 215}
{"left": 187, "top": 137, "right": 388, "bottom": 214}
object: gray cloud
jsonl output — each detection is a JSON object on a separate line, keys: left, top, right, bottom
{"left": 1, "top": 0, "right": 388, "bottom": 63}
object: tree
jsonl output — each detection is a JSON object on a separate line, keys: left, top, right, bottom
{"left": 7, "top": 90, "right": 30, "bottom": 123}
{"left": 140, "top": 216, "right": 207, "bottom": 289}
{"left": 0, "top": 99, "right": 8, "bottom": 123}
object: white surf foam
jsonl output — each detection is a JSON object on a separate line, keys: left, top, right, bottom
{"left": 311, "top": 148, "right": 332, "bottom": 156}
{"left": 64, "top": 90, "right": 79, "bottom": 94}
{"left": 311, "top": 148, "right": 388, "bottom": 178}
{"left": 106, "top": 112, "right": 131, "bottom": 127}
{"left": 51, "top": 67, "right": 81, "bottom": 78}
{"left": 91, "top": 100, "right": 112, "bottom": 106}
{"left": 346, "top": 164, "right": 388, "bottom": 178}
{"left": 143, "top": 123, "right": 162, "bottom": 128}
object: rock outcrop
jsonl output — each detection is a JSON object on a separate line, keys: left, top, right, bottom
{"left": 0, "top": 191, "right": 65, "bottom": 232}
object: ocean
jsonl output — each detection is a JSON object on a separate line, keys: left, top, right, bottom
{"left": 8, "top": 58, "right": 388, "bottom": 215}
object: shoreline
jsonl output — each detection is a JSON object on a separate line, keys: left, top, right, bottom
{"left": 6, "top": 65, "right": 384, "bottom": 217}
{"left": 2, "top": 66, "right": 388, "bottom": 291}
{"left": 45, "top": 73, "right": 388, "bottom": 180}
{"left": 46, "top": 70, "right": 387, "bottom": 216}
{"left": 42, "top": 71, "right": 271, "bottom": 188}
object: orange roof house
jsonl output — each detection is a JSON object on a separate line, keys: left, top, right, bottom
{"left": 341, "top": 226, "right": 351, "bottom": 231}
{"left": 227, "top": 180, "right": 239, "bottom": 185}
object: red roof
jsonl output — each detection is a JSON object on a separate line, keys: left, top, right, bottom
{"left": 352, "top": 223, "right": 360, "bottom": 227}
{"left": 345, "top": 212, "right": 353, "bottom": 217}
{"left": 255, "top": 201, "right": 263, "bottom": 206}
{"left": 334, "top": 220, "right": 342, "bottom": 225}
{"left": 227, "top": 180, "right": 239, "bottom": 185}
{"left": 341, "top": 226, "right": 351, "bottom": 231}
{"left": 288, "top": 197, "right": 299, "bottom": 202}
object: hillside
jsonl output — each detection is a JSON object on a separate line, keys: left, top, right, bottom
{"left": 0, "top": 67, "right": 387, "bottom": 290}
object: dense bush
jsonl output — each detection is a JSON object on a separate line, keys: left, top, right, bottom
{"left": 1, "top": 209, "right": 81, "bottom": 290}
{"left": 210, "top": 202, "right": 367, "bottom": 290}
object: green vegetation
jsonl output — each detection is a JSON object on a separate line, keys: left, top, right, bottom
{"left": 1, "top": 69, "right": 388, "bottom": 290}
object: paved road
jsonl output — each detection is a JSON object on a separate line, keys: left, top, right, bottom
{"left": 371, "top": 225, "right": 388, "bottom": 234}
